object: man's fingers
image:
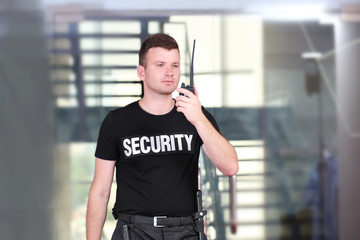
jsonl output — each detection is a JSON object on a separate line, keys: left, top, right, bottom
{"left": 175, "top": 100, "right": 188, "bottom": 108}
{"left": 176, "top": 87, "right": 195, "bottom": 97}
{"left": 175, "top": 95, "right": 191, "bottom": 104}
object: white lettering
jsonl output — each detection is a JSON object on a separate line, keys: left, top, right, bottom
{"left": 174, "top": 134, "right": 184, "bottom": 150}
{"left": 160, "top": 135, "right": 171, "bottom": 152}
{"left": 140, "top": 136, "right": 151, "bottom": 154}
{"left": 150, "top": 136, "right": 161, "bottom": 153}
{"left": 123, "top": 133, "right": 194, "bottom": 158}
{"left": 170, "top": 135, "right": 176, "bottom": 151}
{"left": 131, "top": 137, "right": 140, "bottom": 155}
{"left": 123, "top": 138, "right": 132, "bottom": 157}
{"left": 184, "top": 134, "right": 193, "bottom": 151}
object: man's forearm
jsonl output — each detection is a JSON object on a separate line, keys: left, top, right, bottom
{"left": 86, "top": 192, "right": 109, "bottom": 240}
{"left": 195, "top": 115, "right": 239, "bottom": 176}
{"left": 174, "top": 89, "right": 238, "bottom": 175}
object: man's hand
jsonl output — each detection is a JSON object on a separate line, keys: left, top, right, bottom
{"left": 175, "top": 87, "right": 205, "bottom": 125}
{"left": 176, "top": 87, "right": 239, "bottom": 176}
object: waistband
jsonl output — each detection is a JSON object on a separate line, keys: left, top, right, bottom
{"left": 116, "top": 213, "right": 194, "bottom": 228}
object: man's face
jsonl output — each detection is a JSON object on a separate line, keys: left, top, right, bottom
{"left": 137, "top": 47, "right": 181, "bottom": 96}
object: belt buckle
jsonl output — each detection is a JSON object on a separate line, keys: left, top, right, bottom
{"left": 153, "top": 216, "right": 167, "bottom": 227}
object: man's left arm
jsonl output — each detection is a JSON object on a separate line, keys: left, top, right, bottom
{"left": 176, "top": 88, "right": 239, "bottom": 176}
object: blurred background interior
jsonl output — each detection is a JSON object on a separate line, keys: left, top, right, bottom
{"left": 1, "top": 0, "right": 360, "bottom": 239}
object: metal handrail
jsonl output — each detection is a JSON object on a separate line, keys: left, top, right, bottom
{"left": 199, "top": 168, "right": 238, "bottom": 235}
{"left": 229, "top": 175, "right": 237, "bottom": 234}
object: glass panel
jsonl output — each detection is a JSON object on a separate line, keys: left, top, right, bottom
{"left": 83, "top": 69, "right": 139, "bottom": 82}
{"left": 82, "top": 54, "right": 137, "bottom": 66}
{"left": 225, "top": 74, "right": 263, "bottom": 107}
{"left": 170, "top": 15, "right": 222, "bottom": 73}
{"left": 102, "top": 21, "right": 141, "bottom": 34}
{"left": 54, "top": 84, "right": 77, "bottom": 95}
{"left": 56, "top": 97, "right": 78, "bottom": 107}
{"left": 69, "top": 143, "right": 106, "bottom": 240}
{"left": 50, "top": 38, "right": 71, "bottom": 49}
{"left": 196, "top": 74, "right": 222, "bottom": 107}
{"left": 235, "top": 146, "right": 265, "bottom": 160}
{"left": 51, "top": 69, "right": 75, "bottom": 81}
{"left": 262, "top": 19, "right": 337, "bottom": 240}
{"left": 53, "top": 23, "right": 70, "bottom": 33}
{"left": 79, "top": 21, "right": 101, "bottom": 33}
{"left": 86, "top": 97, "right": 141, "bottom": 107}
{"left": 80, "top": 38, "right": 141, "bottom": 50}
{"left": 50, "top": 54, "right": 73, "bottom": 66}
{"left": 79, "top": 21, "right": 141, "bottom": 34}
{"left": 148, "top": 21, "right": 160, "bottom": 34}
{"left": 84, "top": 83, "right": 142, "bottom": 95}
{"left": 79, "top": 38, "right": 102, "bottom": 50}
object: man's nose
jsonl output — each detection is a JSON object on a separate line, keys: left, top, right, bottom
{"left": 165, "top": 66, "right": 173, "bottom": 75}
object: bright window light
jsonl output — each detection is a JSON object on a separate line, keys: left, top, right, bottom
{"left": 261, "top": 4, "right": 326, "bottom": 21}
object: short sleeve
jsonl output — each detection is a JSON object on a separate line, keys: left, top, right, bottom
{"left": 95, "top": 111, "right": 119, "bottom": 161}
{"left": 199, "top": 107, "right": 221, "bottom": 146}
{"left": 202, "top": 106, "right": 221, "bottom": 133}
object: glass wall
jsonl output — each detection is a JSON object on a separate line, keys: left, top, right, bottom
{"left": 48, "top": 12, "right": 338, "bottom": 240}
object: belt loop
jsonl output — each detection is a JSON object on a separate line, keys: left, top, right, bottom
{"left": 129, "top": 215, "right": 135, "bottom": 224}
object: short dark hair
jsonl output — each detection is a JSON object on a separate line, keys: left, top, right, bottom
{"left": 139, "top": 33, "right": 179, "bottom": 67}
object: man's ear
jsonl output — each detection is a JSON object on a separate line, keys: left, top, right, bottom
{"left": 137, "top": 65, "right": 145, "bottom": 81}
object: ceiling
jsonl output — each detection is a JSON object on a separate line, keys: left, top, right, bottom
{"left": 43, "top": 0, "right": 360, "bottom": 13}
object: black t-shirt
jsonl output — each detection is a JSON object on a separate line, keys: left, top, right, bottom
{"left": 95, "top": 101, "right": 219, "bottom": 217}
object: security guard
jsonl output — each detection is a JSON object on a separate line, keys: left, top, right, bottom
{"left": 86, "top": 33, "right": 238, "bottom": 240}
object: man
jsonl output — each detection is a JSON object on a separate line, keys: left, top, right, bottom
{"left": 86, "top": 33, "right": 238, "bottom": 240}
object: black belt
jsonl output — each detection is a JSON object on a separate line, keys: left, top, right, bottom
{"left": 116, "top": 213, "right": 194, "bottom": 228}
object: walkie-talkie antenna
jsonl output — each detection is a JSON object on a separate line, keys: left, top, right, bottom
{"left": 190, "top": 40, "right": 196, "bottom": 87}
{"left": 180, "top": 39, "right": 196, "bottom": 96}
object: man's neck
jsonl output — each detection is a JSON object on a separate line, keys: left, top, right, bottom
{"left": 138, "top": 95, "right": 175, "bottom": 115}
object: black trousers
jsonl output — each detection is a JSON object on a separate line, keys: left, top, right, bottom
{"left": 111, "top": 215, "right": 207, "bottom": 240}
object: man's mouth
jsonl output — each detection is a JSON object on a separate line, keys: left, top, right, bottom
{"left": 162, "top": 80, "right": 174, "bottom": 83}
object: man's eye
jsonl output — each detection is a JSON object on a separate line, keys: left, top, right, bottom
{"left": 173, "top": 64, "right": 179, "bottom": 68}
{"left": 157, "top": 64, "right": 164, "bottom": 67}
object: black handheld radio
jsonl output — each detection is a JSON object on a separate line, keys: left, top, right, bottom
{"left": 180, "top": 39, "right": 196, "bottom": 96}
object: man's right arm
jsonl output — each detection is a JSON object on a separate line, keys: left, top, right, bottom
{"left": 86, "top": 158, "right": 116, "bottom": 240}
